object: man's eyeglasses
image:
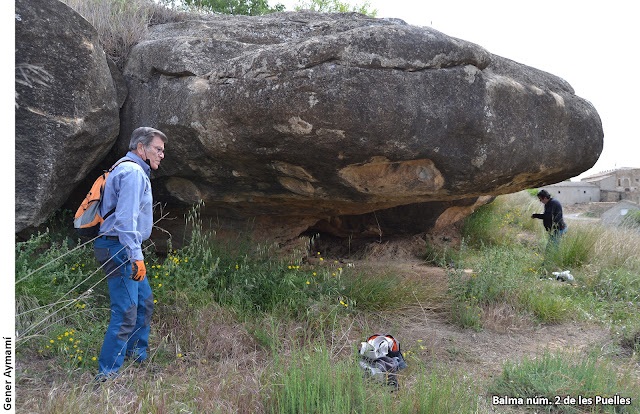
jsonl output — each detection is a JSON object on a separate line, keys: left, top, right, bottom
{"left": 148, "top": 145, "right": 165, "bottom": 155}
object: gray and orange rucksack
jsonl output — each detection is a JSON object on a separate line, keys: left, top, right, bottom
{"left": 73, "top": 159, "right": 134, "bottom": 240}
{"left": 358, "top": 333, "right": 407, "bottom": 389}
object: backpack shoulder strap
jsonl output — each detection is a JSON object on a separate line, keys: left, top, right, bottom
{"left": 100, "top": 159, "right": 137, "bottom": 222}
{"left": 108, "top": 158, "right": 136, "bottom": 172}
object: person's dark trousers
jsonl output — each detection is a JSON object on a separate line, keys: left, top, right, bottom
{"left": 94, "top": 236, "right": 154, "bottom": 377}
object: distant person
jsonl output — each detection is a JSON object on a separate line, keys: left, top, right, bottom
{"left": 531, "top": 189, "right": 567, "bottom": 261}
{"left": 93, "top": 127, "right": 167, "bottom": 381}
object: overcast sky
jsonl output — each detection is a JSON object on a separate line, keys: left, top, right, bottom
{"left": 278, "top": 0, "right": 638, "bottom": 180}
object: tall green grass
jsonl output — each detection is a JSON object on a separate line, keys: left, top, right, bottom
{"left": 267, "top": 347, "right": 479, "bottom": 414}
{"left": 544, "top": 222, "right": 600, "bottom": 269}
{"left": 461, "top": 191, "right": 541, "bottom": 247}
{"left": 451, "top": 192, "right": 640, "bottom": 334}
{"left": 489, "top": 351, "right": 640, "bottom": 414}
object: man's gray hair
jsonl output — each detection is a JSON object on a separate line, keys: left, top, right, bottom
{"left": 128, "top": 127, "right": 168, "bottom": 150}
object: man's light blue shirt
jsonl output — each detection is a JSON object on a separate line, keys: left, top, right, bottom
{"left": 99, "top": 152, "right": 153, "bottom": 262}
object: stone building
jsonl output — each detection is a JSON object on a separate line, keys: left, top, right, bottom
{"left": 538, "top": 181, "right": 600, "bottom": 205}
{"left": 580, "top": 167, "right": 640, "bottom": 203}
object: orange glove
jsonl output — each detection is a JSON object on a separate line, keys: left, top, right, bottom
{"left": 131, "top": 260, "right": 146, "bottom": 281}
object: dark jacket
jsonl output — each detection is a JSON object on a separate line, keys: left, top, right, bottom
{"left": 532, "top": 198, "right": 566, "bottom": 233}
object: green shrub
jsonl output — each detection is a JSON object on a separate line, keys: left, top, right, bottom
{"left": 519, "top": 287, "right": 572, "bottom": 324}
{"left": 447, "top": 246, "right": 532, "bottom": 306}
{"left": 618, "top": 319, "right": 640, "bottom": 356}
{"left": 446, "top": 243, "right": 582, "bottom": 325}
{"left": 267, "top": 348, "right": 368, "bottom": 414}
{"left": 16, "top": 232, "right": 96, "bottom": 301}
{"left": 461, "top": 202, "right": 504, "bottom": 247}
{"left": 587, "top": 268, "right": 640, "bottom": 304}
{"left": 395, "top": 368, "right": 479, "bottom": 414}
{"left": 424, "top": 242, "right": 459, "bottom": 267}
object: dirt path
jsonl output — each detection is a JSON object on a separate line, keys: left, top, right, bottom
{"left": 349, "top": 259, "right": 619, "bottom": 386}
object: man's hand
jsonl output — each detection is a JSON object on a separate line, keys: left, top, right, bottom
{"left": 131, "top": 260, "right": 146, "bottom": 281}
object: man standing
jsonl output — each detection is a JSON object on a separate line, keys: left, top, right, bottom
{"left": 531, "top": 189, "right": 567, "bottom": 260}
{"left": 93, "top": 127, "right": 167, "bottom": 380}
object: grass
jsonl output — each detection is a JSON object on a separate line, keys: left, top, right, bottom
{"left": 450, "top": 191, "right": 640, "bottom": 332}
{"left": 14, "top": 192, "right": 640, "bottom": 412}
{"left": 268, "top": 348, "right": 478, "bottom": 413}
{"left": 489, "top": 350, "right": 640, "bottom": 413}
{"left": 461, "top": 191, "right": 541, "bottom": 248}
{"left": 59, "top": 0, "right": 193, "bottom": 70}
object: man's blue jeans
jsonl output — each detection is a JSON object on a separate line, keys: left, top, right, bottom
{"left": 94, "top": 237, "right": 154, "bottom": 376}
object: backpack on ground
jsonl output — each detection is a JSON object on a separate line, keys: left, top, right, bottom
{"left": 73, "top": 159, "right": 134, "bottom": 240}
{"left": 358, "top": 333, "right": 407, "bottom": 389}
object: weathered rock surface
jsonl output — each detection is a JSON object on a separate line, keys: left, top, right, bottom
{"left": 15, "top": 0, "right": 122, "bottom": 232}
{"left": 116, "top": 11, "right": 602, "bottom": 241}
{"left": 15, "top": 7, "right": 603, "bottom": 242}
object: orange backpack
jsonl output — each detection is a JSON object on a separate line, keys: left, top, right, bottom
{"left": 73, "top": 159, "right": 134, "bottom": 239}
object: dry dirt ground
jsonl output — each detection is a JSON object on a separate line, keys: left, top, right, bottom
{"left": 351, "top": 259, "right": 611, "bottom": 370}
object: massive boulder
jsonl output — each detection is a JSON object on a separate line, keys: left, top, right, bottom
{"left": 15, "top": 7, "right": 603, "bottom": 242}
{"left": 116, "top": 11, "right": 602, "bottom": 241}
{"left": 15, "top": 0, "right": 123, "bottom": 232}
